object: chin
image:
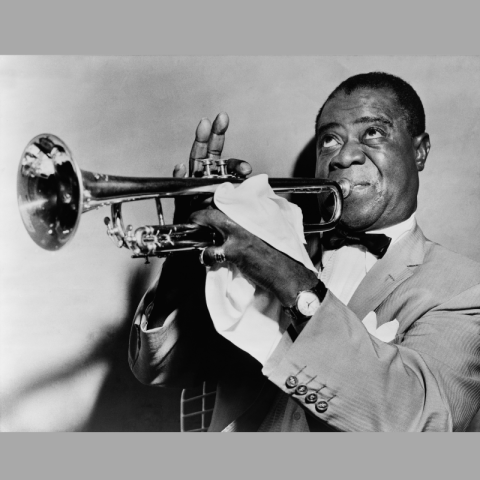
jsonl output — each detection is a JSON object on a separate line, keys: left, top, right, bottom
{"left": 338, "top": 204, "right": 381, "bottom": 232}
{"left": 339, "top": 218, "right": 371, "bottom": 232}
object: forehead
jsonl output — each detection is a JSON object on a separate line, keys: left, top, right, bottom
{"left": 318, "top": 88, "right": 404, "bottom": 128}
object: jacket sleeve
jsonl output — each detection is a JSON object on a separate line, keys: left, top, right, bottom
{"left": 128, "top": 253, "right": 224, "bottom": 388}
{"left": 263, "top": 285, "right": 480, "bottom": 432}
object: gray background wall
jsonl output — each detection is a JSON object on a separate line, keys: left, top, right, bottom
{"left": 1, "top": 56, "right": 479, "bottom": 431}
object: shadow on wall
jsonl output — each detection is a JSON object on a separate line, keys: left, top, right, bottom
{"left": 1, "top": 262, "right": 182, "bottom": 432}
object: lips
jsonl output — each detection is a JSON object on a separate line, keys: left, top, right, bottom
{"left": 352, "top": 181, "right": 371, "bottom": 188}
{"left": 331, "top": 177, "right": 371, "bottom": 189}
{"left": 330, "top": 179, "right": 375, "bottom": 201}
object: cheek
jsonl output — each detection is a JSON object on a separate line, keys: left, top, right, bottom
{"left": 315, "top": 156, "right": 330, "bottom": 178}
{"left": 369, "top": 150, "right": 402, "bottom": 186}
{"left": 380, "top": 155, "right": 415, "bottom": 192}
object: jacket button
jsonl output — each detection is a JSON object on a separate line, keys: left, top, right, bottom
{"left": 285, "top": 376, "right": 298, "bottom": 388}
{"left": 315, "top": 400, "right": 328, "bottom": 413}
{"left": 305, "top": 393, "right": 318, "bottom": 404}
{"left": 295, "top": 385, "right": 308, "bottom": 395}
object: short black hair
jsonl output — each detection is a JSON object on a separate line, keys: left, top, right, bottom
{"left": 315, "top": 72, "right": 426, "bottom": 137}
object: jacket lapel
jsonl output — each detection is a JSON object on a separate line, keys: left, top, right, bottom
{"left": 347, "top": 223, "right": 427, "bottom": 321}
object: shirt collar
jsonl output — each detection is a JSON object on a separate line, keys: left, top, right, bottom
{"left": 368, "top": 212, "right": 416, "bottom": 245}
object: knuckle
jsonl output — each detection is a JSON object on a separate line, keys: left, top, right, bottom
{"left": 189, "top": 208, "right": 213, "bottom": 226}
{"left": 223, "top": 240, "right": 237, "bottom": 261}
{"left": 189, "top": 210, "right": 203, "bottom": 223}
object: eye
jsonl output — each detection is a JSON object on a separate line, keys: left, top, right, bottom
{"left": 363, "top": 127, "right": 385, "bottom": 140}
{"left": 320, "top": 135, "right": 340, "bottom": 149}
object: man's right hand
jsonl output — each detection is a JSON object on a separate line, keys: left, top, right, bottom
{"left": 149, "top": 113, "right": 251, "bottom": 329}
{"left": 173, "top": 112, "right": 252, "bottom": 223}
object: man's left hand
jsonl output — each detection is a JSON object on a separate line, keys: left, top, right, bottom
{"left": 191, "top": 208, "right": 319, "bottom": 307}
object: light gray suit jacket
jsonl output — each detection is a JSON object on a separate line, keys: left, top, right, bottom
{"left": 129, "top": 224, "right": 480, "bottom": 431}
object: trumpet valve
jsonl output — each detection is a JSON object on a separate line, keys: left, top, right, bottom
{"left": 216, "top": 158, "right": 228, "bottom": 177}
{"left": 201, "top": 158, "right": 214, "bottom": 177}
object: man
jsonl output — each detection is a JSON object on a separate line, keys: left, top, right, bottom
{"left": 128, "top": 72, "right": 480, "bottom": 431}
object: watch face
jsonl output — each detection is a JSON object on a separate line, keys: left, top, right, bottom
{"left": 297, "top": 291, "right": 321, "bottom": 316}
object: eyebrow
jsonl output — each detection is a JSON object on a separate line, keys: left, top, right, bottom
{"left": 316, "top": 122, "right": 341, "bottom": 138}
{"left": 316, "top": 116, "right": 394, "bottom": 137}
{"left": 354, "top": 116, "right": 394, "bottom": 128}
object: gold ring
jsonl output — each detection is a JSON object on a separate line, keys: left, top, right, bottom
{"left": 212, "top": 246, "right": 227, "bottom": 264}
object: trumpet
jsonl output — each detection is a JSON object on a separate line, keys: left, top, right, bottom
{"left": 17, "top": 134, "right": 351, "bottom": 260}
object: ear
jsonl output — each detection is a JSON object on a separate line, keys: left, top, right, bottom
{"left": 413, "top": 132, "right": 430, "bottom": 172}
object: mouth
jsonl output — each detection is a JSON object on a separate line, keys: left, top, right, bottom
{"left": 333, "top": 178, "right": 372, "bottom": 191}
{"left": 352, "top": 181, "right": 371, "bottom": 189}
{"left": 338, "top": 180, "right": 375, "bottom": 201}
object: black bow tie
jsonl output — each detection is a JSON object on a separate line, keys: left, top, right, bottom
{"left": 322, "top": 228, "right": 392, "bottom": 259}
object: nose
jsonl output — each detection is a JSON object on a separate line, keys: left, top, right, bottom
{"left": 330, "top": 140, "right": 365, "bottom": 170}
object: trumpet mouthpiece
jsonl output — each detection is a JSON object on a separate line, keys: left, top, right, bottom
{"left": 337, "top": 179, "right": 352, "bottom": 199}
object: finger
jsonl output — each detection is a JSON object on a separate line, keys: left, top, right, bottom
{"left": 226, "top": 158, "right": 253, "bottom": 178}
{"left": 207, "top": 112, "right": 229, "bottom": 159}
{"left": 189, "top": 208, "right": 232, "bottom": 241}
{"left": 190, "top": 208, "right": 226, "bottom": 229}
{"left": 173, "top": 163, "right": 187, "bottom": 178}
{"left": 189, "top": 118, "right": 212, "bottom": 175}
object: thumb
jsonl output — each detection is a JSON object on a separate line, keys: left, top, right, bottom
{"left": 173, "top": 163, "right": 187, "bottom": 178}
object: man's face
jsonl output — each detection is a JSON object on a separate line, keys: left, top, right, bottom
{"left": 316, "top": 88, "right": 427, "bottom": 231}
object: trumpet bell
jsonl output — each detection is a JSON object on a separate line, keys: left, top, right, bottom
{"left": 17, "top": 134, "right": 83, "bottom": 251}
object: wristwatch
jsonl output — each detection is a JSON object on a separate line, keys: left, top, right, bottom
{"left": 283, "top": 280, "right": 327, "bottom": 323}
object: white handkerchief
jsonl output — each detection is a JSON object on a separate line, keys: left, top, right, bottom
{"left": 362, "top": 311, "right": 399, "bottom": 343}
{"left": 204, "top": 174, "right": 317, "bottom": 365}
{"left": 214, "top": 174, "right": 317, "bottom": 272}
